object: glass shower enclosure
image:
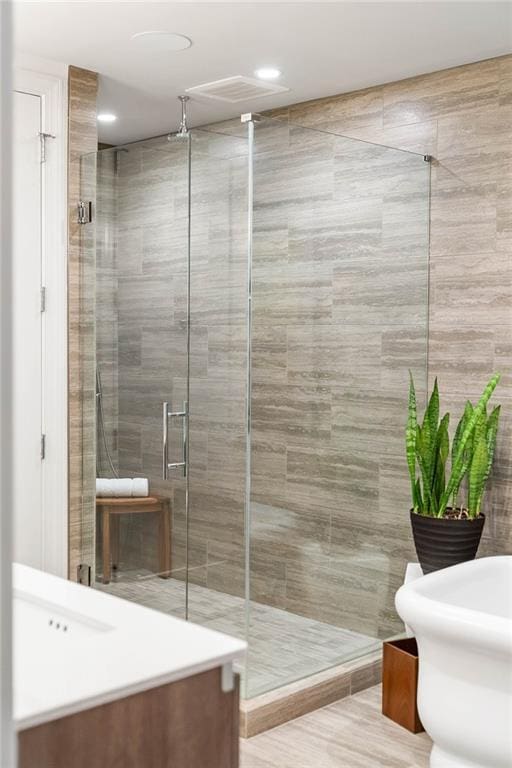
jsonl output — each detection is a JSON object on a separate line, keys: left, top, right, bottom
{"left": 80, "top": 113, "right": 430, "bottom": 699}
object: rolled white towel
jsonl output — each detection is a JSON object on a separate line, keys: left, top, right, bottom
{"left": 96, "top": 478, "right": 111, "bottom": 497}
{"left": 131, "top": 477, "right": 149, "bottom": 497}
{"left": 96, "top": 478, "right": 150, "bottom": 498}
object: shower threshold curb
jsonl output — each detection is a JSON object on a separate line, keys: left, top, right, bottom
{"left": 239, "top": 649, "right": 382, "bottom": 738}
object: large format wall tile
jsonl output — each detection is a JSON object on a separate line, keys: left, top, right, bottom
{"left": 89, "top": 56, "right": 512, "bottom": 650}
{"left": 382, "top": 58, "right": 500, "bottom": 126}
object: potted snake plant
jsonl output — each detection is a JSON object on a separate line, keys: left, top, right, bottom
{"left": 406, "top": 372, "right": 501, "bottom": 574}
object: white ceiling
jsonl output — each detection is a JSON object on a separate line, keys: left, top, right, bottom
{"left": 14, "top": 1, "right": 512, "bottom": 145}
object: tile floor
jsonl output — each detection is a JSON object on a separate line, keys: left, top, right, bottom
{"left": 97, "top": 570, "right": 379, "bottom": 697}
{"left": 240, "top": 685, "right": 431, "bottom": 767}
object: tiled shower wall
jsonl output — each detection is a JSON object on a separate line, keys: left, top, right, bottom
{"left": 275, "top": 54, "right": 511, "bottom": 567}
{"left": 93, "top": 55, "right": 512, "bottom": 639}
{"left": 248, "top": 121, "right": 429, "bottom": 638}
{"left": 254, "top": 55, "right": 512, "bottom": 635}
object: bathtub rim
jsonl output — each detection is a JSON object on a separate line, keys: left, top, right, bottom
{"left": 395, "top": 556, "right": 512, "bottom": 658}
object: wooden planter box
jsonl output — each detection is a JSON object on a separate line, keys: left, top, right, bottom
{"left": 382, "top": 638, "right": 424, "bottom": 734}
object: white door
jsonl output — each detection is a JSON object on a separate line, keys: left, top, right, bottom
{"left": 12, "top": 90, "right": 44, "bottom": 569}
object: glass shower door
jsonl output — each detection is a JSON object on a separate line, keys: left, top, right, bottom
{"left": 81, "top": 134, "right": 192, "bottom": 619}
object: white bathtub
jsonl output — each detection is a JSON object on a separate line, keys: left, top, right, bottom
{"left": 396, "top": 556, "right": 512, "bottom": 768}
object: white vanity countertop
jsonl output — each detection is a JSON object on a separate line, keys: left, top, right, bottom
{"left": 13, "top": 564, "right": 247, "bottom": 730}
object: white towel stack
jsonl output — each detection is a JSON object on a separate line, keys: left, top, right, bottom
{"left": 96, "top": 478, "right": 149, "bottom": 498}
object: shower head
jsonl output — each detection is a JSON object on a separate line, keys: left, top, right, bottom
{"left": 168, "top": 95, "right": 190, "bottom": 140}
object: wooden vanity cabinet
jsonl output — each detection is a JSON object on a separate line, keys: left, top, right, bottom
{"left": 18, "top": 667, "right": 240, "bottom": 768}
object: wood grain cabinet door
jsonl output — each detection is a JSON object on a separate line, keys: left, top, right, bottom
{"left": 18, "top": 668, "right": 240, "bottom": 768}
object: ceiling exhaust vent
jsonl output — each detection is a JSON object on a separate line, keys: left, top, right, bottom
{"left": 186, "top": 76, "right": 289, "bottom": 103}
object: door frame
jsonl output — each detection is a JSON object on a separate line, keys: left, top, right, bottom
{"left": 13, "top": 65, "right": 68, "bottom": 577}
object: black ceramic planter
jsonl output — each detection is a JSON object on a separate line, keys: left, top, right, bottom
{"left": 410, "top": 510, "right": 485, "bottom": 574}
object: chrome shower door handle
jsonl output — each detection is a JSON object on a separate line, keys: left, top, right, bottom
{"left": 162, "top": 401, "right": 169, "bottom": 479}
{"left": 162, "top": 401, "right": 188, "bottom": 479}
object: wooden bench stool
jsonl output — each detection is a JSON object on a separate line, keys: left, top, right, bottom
{"left": 96, "top": 496, "right": 171, "bottom": 584}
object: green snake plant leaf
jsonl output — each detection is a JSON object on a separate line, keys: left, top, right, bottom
{"left": 467, "top": 410, "right": 485, "bottom": 515}
{"left": 416, "top": 423, "right": 433, "bottom": 513}
{"left": 484, "top": 405, "right": 501, "bottom": 484}
{"left": 422, "top": 378, "right": 440, "bottom": 492}
{"left": 414, "top": 478, "right": 423, "bottom": 512}
{"left": 452, "top": 401, "right": 473, "bottom": 467}
{"left": 425, "top": 378, "right": 440, "bottom": 442}
{"left": 406, "top": 372, "right": 418, "bottom": 510}
{"left": 451, "top": 401, "right": 473, "bottom": 508}
{"left": 468, "top": 419, "right": 489, "bottom": 518}
{"left": 439, "top": 372, "right": 501, "bottom": 517}
{"left": 432, "top": 413, "right": 450, "bottom": 512}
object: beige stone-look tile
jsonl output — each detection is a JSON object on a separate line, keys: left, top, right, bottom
{"left": 493, "top": 330, "right": 512, "bottom": 397}
{"left": 429, "top": 181, "right": 497, "bottom": 256}
{"left": 343, "top": 119, "right": 437, "bottom": 157}
{"left": 249, "top": 437, "right": 287, "bottom": 507}
{"left": 497, "top": 178, "right": 512, "bottom": 252}
{"left": 252, "top": 264, "right": 333, "bottom": 325}
{"left": 241, "top": 685, "right": 431, "bottom": 768}
{"left": 252, "top": 380, "right": 332, "bottom": 447}
{"left": 380, "top": 328, "right": 428, "bottom": 393}
{"left": 383, "top": 58, "right": 499, "bottom": 127}
{"left": 286, "top": 324, "right": 381, "bottom": 388}
{"left": 286, "top": 445, "right": 379, "bottom": 512}
{"left": 350, "top": 658, "right": 382, "bottom": 694}
{"left": 436, "top": 105, "right": 512, "bottom": 189}
{"left": 331, "top": 388, "right": 407, "bottom": 461}
{"left": 430, "top": 251, "right": 512, "bottom": 327}
{"left": 498, "top": 54, "right": 512, "bottom": 106}
{"left": 332, "top": 253, "right": 428, "bottom": 326}
{"left": 251, "top": 501, "right": 331, "bottom": 564}
{"left": 428, "top": 328, "right": 496, "bottom": 400}
{"left": 241, "top": 665, "right": 351, "bottom": 738}
{"left": 289, "top": 86, "right": 383, "bottom": 135}
{"left": 251, "top": 324, "right": 287, "bottom": 383}
{"left": 285, "top": 558, "right": 380, "bottom": 637}
{"left": 208, "top": 324, "right": 247, "bottom": 382}
{"left": 207, "top": 423, "right": 246, "bottom": 495}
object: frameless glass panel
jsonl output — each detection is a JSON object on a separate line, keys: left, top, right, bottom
{"left": 186, "top": 126, "right": 250, "bottom": 680}
{"left": 247, "top": 115, "right": 430, "bottom": 697}
{"left": 82, "top": 134, "right": 190, "bottom": 619}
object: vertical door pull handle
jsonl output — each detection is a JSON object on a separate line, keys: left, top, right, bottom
{"left": 162, "top": 401, "right": 187, "bottom": 479}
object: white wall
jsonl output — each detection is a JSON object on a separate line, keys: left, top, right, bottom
{"left": 13, "top": 53, "right": 69, "bottom": 577}
{"left": 0, "top": 3, "right": 15, "bottom": 764}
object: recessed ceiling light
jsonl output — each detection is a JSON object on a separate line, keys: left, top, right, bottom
{"left": 131, "top": 31, "right": 192, "bottom": 52}
{"left": 255, "top": 67, "right": 281, "bottom": 81}
{"left": 97, "top": 113, "right": 117, "bottom": 123}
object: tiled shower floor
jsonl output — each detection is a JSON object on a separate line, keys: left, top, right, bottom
{"left": 97, "top": 571, "right": 378, "bottom": 698}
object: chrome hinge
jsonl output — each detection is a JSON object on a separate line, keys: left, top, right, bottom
{"left": 40, "top": 434, "right": 46, "bottom": 460}
{"left": 77, "top": 200, "right": 92, "bottom": 225}
{"left": 39, "top": 132, "right": 56, "bottom": 164}
{"left": 40, "top": 286, "right": 46, "bottom": 312}
{"left": 77, "top": 564, "right": 92, "bottom": 586}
